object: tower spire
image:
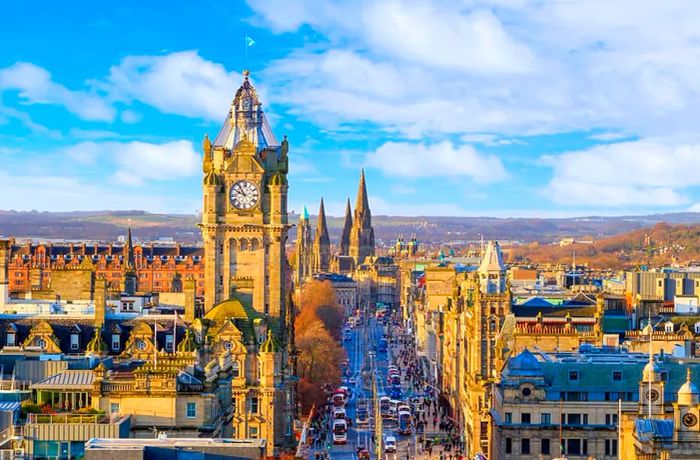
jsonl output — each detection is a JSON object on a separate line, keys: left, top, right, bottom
{"left": 316, "top": 198, "right": 330, "bottom": 245}
{"left": 355, "top": 169, "right": 371, "bottom": 225}
{"left": 125, "top": 226, "right": 134, "bottom": 270}
{"left": 339, "top": 198, "right": 352, "bottom": 256}
{"left": 312, "top": 198, "right": 331, "bottom": 273}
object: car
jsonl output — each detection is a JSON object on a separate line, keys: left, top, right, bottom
{"left": 384, "top": 436, "right": 397, "bottom": 453}
{"left": 333, "top": 408, "right": 346, "bottom": 420}
{"left": 349, "top": 376, "right": 357, "bottom": 385}
{"left": 333, "top": 418, "right": 348, "bottom": 434}
{"left": 333, "top": 432, "right": 348, "bottom": 445}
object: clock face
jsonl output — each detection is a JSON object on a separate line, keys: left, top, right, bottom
{"left": 230, "top": 180, "right": 260, "bottom": 210}
{"left": 646, "top": 389, "right": 660, "bottom": 402}
{"left": 683, "top": 412, "right": 698, "bottom": 427}
{"left": 137, "top": 340, "right": 147, "bottom": 350}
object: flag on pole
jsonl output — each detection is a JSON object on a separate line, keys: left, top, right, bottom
{"left": 246, "top": 35, "right": 256, "bottom": 47}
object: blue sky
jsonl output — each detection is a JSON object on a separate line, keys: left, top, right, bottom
{"left": 2, "top": 1, "right": 700, "bottom": 217}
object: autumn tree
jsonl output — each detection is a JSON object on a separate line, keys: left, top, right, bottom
{"left": 295, "top": 316, "right": 345, "bottom": 411}
{"left": 297, "top": 279, "right": 344, "bottom": 340}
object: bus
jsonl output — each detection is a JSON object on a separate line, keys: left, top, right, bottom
{"left": 397, "top": 410, "right": 412, "bottom": 435}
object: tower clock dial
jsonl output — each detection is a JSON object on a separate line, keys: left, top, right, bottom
{"left": 230, "top": 180, "right": 260, "bottom": 210}
{"left": 683, "top": 412, "right": 698, "bottom": 427}
{"left": 646, "top": 389, "right": 660, "bottom": 402}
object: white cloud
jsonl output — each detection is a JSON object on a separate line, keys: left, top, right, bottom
{"left": 61, "top": 140, "right": 200, "bottom": 186}
{"left": 252, "top": 0, "right": 700, "bottom": 139}
{"left": 0, "top": 62, "right": 115, "bottom": 121}
{"left": 0, "top": 170, "right": 199, "bottom": 213}
{"left": 543, "top": 139, "right": 700, "bottom": 207}
{"left": 366, "top": 141, "right": 506, "bottom": 182}
{"left": 104, "top": 51, "right": 241, "bottom": 121}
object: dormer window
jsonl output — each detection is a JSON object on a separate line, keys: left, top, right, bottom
{"left": 165, "top": 334, "right": 174, "bottom": 351}
{"left": 112, "top": 334, "right": 120, "bottom": 351}
{"left": 71, "top": 333, "right": 79, "bottom": 351}
{"left": 6, "top": 333, "right": 15, "bottom": 347}
{"left": 695, "top": 322, "right": 700, "bottom": 334}
{"left": 665, "top": 322, "right": 674, "bottom": 333}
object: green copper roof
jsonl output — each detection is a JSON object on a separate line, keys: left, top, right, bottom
{"left": 86, "top": 328, "right": 107, "bottom": 353}
{"left": 260, "top": 329, "right": 280, "bottom": 353}
{"left": 302, "top": 205, "right": 309, "bottom": 220}
{"left": 177, "top": 328, "right": 197, "bottom": 352}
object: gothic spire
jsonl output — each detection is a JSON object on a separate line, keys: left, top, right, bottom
{"left": 315, "top": 198, "right": 330, "bottom": 245}
{"left": 354, "top": 169, "right": 371, "bottom": 226}
{"left": 339, "top": 198, "right": 352, "bottom": 256}
{"left": 125, "top": 227, "right": 135, "bottom": 270}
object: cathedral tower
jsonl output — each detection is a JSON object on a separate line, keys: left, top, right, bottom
{"left": 199, "top": 70, "right": 290, "bottom": 321}
{"left": 295, "top": 206, "right": 313, "bottom": 285}
{"left": 349, "top": 169, "right": 375, "bottom": 264}
{"left": 339, "top": 198, "right": 352, "bottom": 256}
{"left": 312, "top": 198, "right": 331, "bottom": 273}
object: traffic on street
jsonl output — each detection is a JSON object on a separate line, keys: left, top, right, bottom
{"left": 301, "top": 305, "right": 465, "bottom": 459}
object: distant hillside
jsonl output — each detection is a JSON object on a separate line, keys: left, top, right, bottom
{"left": 2, "top": 210, "right": 700, "bottom": 246}
{"left": 511, "top": 222, "right": 700, "bottom": 268}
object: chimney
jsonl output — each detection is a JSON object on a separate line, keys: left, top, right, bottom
{"left": 94, "top": 276, "right": 107, "bottom": 328}
{"left": 184, "top": 276, "right": 196, "bottom": 323}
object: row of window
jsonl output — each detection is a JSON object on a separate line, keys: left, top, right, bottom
{"left": 504, "top": 412, "right": 619, "bottom": 426}
{"left": 505, "top": 437, "right": 618, "bottom": 456}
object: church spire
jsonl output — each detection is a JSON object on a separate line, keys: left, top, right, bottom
{"left": 125, "top": 226, "right": 135, "bottom": 271}
{"left": 312, "top": 198, "right": 331, "bottom": 273}
{"left": 355, "top": 169, "right": 371, "bottom": 227}
{"left": 349, "top": 169, "right": 375, "bottom": 264}
{"left": 315, "top": 198, "right": 330, "bottom": 245}
{"left": 339, "top": 198, "right": 352, "bottom": 256}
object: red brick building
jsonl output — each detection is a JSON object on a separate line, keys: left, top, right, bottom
{"left": 7, "top": 238, "right": 204, "bottom": 296}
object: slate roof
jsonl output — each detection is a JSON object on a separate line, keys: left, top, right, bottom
{"left": 0, "top": 317, "right": 192, "bottom": 356}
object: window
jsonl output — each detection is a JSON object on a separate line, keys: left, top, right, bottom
{"left": 505, "top": 438, "right": 512, "bottom": 454}
{"left": 665, "top": 322, "right": 674, "bottom": 333}
{"left": 71, "top": 334, "right": 79, "bottom": 350}
{"left": 110, "top": 403, "right": 120, "bottom": 414}
{"left": 249, "top": 426, "right": 259, "bottom": 438}
{"left": 6, "top": 333, "right": 15, "bottom": 347}
{"left": 521, "top": 387, "right": 532, "bottom": 397}
{"left": 521, "top": 413, "right": 531, "bottom": 424}
{"left": 521, "top": 439, "right": 530, "bottom": 455}
{"left": 566, "top": 413, "right": 581, "bottom": 425}
{"left": 250, "top": 397, "right": 259, "bottom": 414}
{"left": 186, "top": 402, "right": 197, "bottom": 418}
{"left": 612, "top": 370, "right": 622, "bottom": 381}
{"left": 232, "top": 361, "right": 240, "bottom": 378}
{"left": 605, "top": 413, "right": 619, "bottom": 426}
{"left": 565, "top": 439, "right": 587, "bottom": 456}
{"left": 165, "top": 334, "right": 174, "bottom": 351}
{"left": 37, "top": 339, "right": 46, "bottom": 349}
{"left": 568, "top": 370, "right": 579, "bottom": 381}
{"left": 112, "top": 334, "right": 120, "bottom": 351}
{"left": 504, "top": 412, "right": 512, "bottom": 424}
{"left": 605, "top": 439, "right": 618, "bottom": 456}
{"left": 541, "top": 439, "right": 550, "bottom": 455}
{"left": 541, "top": 413, "right": 551, "bottom": 425}
{"left": 232, "top": 397, "right": 236, "bottom": 414}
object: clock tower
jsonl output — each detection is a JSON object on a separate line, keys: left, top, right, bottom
{"left": 199, "top": 70, "right": 289, "bottom": 321}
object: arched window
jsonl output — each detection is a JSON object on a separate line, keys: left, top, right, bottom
{"left": 240, "top": 239, "right": 249, "bottom": 251}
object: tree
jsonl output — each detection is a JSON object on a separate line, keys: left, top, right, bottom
{"left": 298, "top": 279, "right": 344, "bottom": 340}
{"left": 295, "top": 318, "right": 345, "bottom": 411}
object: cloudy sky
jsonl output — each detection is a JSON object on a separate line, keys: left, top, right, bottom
{"left": 2, "top": 1, "right": 700, "bottom": 217}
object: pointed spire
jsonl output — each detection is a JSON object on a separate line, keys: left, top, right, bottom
{"left": 301, "top": 205, "right": 310, "bottom": 221}
{"left": 315, "top": 198, "right": 330, "bottom": 245}
{"left": 354, "top": 169, "right": 371, "bottom": 224}
{"left": 339, "top": 198, "right": 352, "bottom": 256}
{"left": 125, "top": 226, "right": 135, "bottom": 270}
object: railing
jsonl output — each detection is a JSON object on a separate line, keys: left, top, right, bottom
{"left": 101, "top": 382, "right": 134, "bottom": 392}
{"left": 0, "top": 380, "right": 31, "bottom": 391}
{"left": 27, "top": 413, "right": 109, "bottom": 424}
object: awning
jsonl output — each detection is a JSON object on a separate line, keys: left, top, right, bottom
{"left": 30, "top": 370, "right": 94, "bottom": 391}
